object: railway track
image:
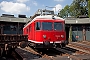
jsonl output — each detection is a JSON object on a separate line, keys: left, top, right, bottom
{"left": 14, "top": 47, "right": 61, "bottom": 60}
{"left": 67, "top": 41, "right": 90, "bottom": 54}
{"left": 13, "top": 41, "right": 90, "bottom": 60}
{"left": 14, "top": 47, "right": 90, "bottom": 60}
{"left": 55, "top": 47, "right": 78, "bottom": 55}
{"left": 55, "top": 46, "right": 90, "bottom": 60}
{"left": 80, "top": 41, "right": 90, "bottom": 45}
{"left": 14, "top": 47, "right": 41, "bottom": 60}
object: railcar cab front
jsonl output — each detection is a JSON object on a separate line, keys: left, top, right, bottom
{"left": 34, "top": 18, "right": 66, "bottom": 48}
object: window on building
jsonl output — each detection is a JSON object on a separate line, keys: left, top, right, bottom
{"left": 72, "top": 26, "right": 83, "bottom": 31}
{"left": 72, "top": 26, "right": 78, "bottom": 31}
{"left": 3, "top": 25, "right": 10, "bottom": 31}
{"left": 86, "top": 26, "right": 90, "bottom": 31}
{"left": 10, "top": 25, "right": 16, "bottom": 31}
{"left": 19, "top": 24, "right": 23, "bottom": 31}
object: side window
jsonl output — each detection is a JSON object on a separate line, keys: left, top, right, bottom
{"left": 36, "top": 22, "right": 40, "bottom": 30}
{"left": 29, "top": 26, "right": 32, "bottom": 31}
{"left": 27, "top": 28, "right": 28, "bottom": 34}
{"left": 29, "top": 26, "right": 31, "bottom": 31}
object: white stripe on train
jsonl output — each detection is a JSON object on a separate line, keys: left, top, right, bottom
{"left": 28, "top": 40, "right": 62, "bottom": 44}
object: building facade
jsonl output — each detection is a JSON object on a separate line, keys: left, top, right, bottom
{"left": 0, "top": 14, "right": 30, "bottom": 34}
{"left": 65, "top": 18, "right": 90, "bottom": 42}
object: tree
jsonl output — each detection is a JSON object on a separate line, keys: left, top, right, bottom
{"left": 59, "top": 5, "right": 70, "bottom": 18}
{"left": 59, "top": 0, "right": 89, "bottom": 18}
{"left": 59, "top": 9, "right": 65, "bottom": 18}
{"left": 88, "top": 0, "right": 90, "bottom": 17}
{"left": 64, "top": 5, "right": 70, "bottom": 17}
{"left": 69, "top": 4, "right": 77, "bottom": 17}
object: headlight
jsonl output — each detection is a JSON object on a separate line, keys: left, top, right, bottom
{"left": 61, "top": 35, "right": 64, "bottom": 38}
{"left": 43, "top": 35, "right": 46, "bottom": 38}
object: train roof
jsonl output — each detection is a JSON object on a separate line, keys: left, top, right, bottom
{"left": 35, "top": 15, "right": 64, "bottom": 20}
{"left": 24, "top": 15, "right": 64, "bottom": 28}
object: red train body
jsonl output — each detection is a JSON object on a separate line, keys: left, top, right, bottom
{"left": 23, "top": 9, "right": 67, "bottom": 48}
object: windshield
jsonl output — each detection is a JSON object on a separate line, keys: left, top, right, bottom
{"left": 54, "top": 22, "right": 63, "bottom": 30}
{"left": 42, "top": 22, "right": 52, "bottom": 30}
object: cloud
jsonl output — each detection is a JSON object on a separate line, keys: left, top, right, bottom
{"left": 52, "top": 4, "right": 62, "bottom": 12}
{"left": 0, "top": 1, "right": 30, "bottom": 14}
{"left": 54, "top": 0, "right": 64, "bottom": 2}
{"left": 32, "top": 1, "right": 38, "bottom": 6}
{"left": 16, "top": 0, "right": 29, "bottom": 3}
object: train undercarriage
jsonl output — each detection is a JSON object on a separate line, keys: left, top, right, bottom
{"left": 28, "top": 40, "right": 68, "bottom": 48}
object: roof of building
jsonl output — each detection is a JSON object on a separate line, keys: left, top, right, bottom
{"left": 0, "top": 16, "right": 30, "bottom": 23}
{"left": 0, "top": 14, "right": 90, "bottom": 24}
{"left": 65, "top": 18, "right": 90, "bottom": 24}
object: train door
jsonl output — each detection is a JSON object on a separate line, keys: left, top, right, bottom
{"left": 35, "top": 22, "right": 41, "bottom": 41}
{"left": 28, "top": 25, "right": 33, "bottom": 40}
{"left": 32, "top": 22, "right": 35, "bottom": 42}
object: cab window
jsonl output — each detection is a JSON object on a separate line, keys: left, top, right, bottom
{"left": 42, "top": 22, "right": 52, "bottom": 30}
{"left": 54, "top": 22, "right": 63, "bottom": 30}
{"left": 36, "top": 22, "right": 41, "bottom": 30}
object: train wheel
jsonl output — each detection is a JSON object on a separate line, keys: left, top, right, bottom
{"left": 19, "top": 41, "right": 27, "bottom": 48}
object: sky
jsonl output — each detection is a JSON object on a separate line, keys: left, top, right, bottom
{"left": 0, "top": 0, "right": 73, "bottom": 18}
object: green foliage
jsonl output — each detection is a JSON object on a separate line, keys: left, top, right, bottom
{"left": 59, "top": 5, "right": 70, "bottom": 18}
{"left": 88, "top": 0, "right": 90, "bottom": 18}
{"left": 58, "top": 0, "right": 89, "bottom": 18}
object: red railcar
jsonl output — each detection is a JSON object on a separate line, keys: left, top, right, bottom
{"left": 23, "top": 9, "right": 67, "bottom": 48}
